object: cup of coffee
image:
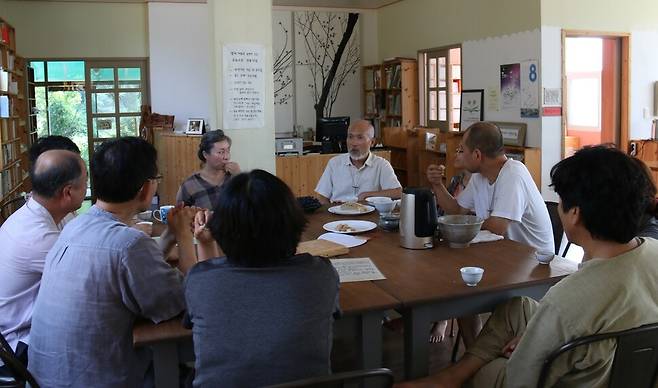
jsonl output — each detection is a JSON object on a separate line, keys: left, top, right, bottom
{"left": 153, "top": 205, "right": 175, "bottom": 224}
{"left": 460, "top": 267, "right": 484, "bottom": 287}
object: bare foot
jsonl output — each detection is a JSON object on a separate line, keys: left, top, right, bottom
{"left": 429, "top": 320, "right": 449, "bottom": 343}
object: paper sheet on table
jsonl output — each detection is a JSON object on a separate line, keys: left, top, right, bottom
{"left": 330, "top": 257, "right": 386, "bottom": 283}
{"left": 471, "top": 230, "right": 504, "bottom": 244}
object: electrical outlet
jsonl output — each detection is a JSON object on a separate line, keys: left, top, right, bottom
{"left": 643, "top": 107, "right": 651, "bottom": 120}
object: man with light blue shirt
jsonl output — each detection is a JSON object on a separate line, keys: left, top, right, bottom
{"left": 28, "top": 137, "right": 198, "bottom": 387}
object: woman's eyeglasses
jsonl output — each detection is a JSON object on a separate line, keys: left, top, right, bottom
{"left": 149, "top": 175, "right": 163, "bottom": 183}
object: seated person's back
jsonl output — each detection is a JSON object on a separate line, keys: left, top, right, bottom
{"left": 186, "top": 255, "right": 338, "bottom": 387}
{"left": 185, "top": 169, "right": 339, "bottom": 387}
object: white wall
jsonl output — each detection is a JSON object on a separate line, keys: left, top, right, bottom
{"left": 212, "top": 0, "right": 275, "bottom": 173}
{"left": 630, "top": 30, "right": 658, "bottom": 139}
{"left": 148, "top": 3, "right": 214, "bottom": 131}
{"left": 2, "top": 0, "right": 148, "bottom": 58}
{"left": 272, "top": 8, "right": 376, "bottom": 135}
{"left": 462, "top": 29, "right": 542, "bottom": 149}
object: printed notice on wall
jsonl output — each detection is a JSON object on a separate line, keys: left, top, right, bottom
{"left": 520, "top": 60, "right": 539, "bottom": 118}
{"left": 330, "top": 258, "right": 386, "bottom": 283}
{"left": 223, "top": 44, "right": 265, "bottom": 129}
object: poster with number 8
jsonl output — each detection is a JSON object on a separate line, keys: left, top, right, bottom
{"left": 521, "top": 60, "right": 539, "bottom": 118}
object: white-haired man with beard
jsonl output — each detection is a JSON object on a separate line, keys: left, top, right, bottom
{"left": 315, "top": 119, "right": 402, "bottom": 204}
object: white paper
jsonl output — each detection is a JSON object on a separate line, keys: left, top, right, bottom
{"left": 486, "top": 86, "right": 499, "bottom": 112}
{"left": 543, "top": 87, "right": 562, "bottom": 107}
{"left": 222, "top": 44, "right": 265, "bottom": 129}
{"left": 520, "top": 60, "right": 539, "bottom": 118}
{"left": 330, "top": 257, "right": 386, "bottom": 283}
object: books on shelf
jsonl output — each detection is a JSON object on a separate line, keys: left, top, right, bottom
{"left": 0, "top": 23, "right": 10, "bottom": 47}
{"left": 0, "top": 70, "right": 7, "bottom": 92}
{"left": 386, "top": 64, "right": 401, "bottom": 89}
{"left": 0, "top": 96, "right": 9, "bottom": 118}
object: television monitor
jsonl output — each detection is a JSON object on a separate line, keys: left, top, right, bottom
{"left": 316, "top": 116, "right": 349, "bottom": 153}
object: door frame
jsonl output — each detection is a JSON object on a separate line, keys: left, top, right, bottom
{"left": 561, "top": 30, "right": 630, "bottom": 157}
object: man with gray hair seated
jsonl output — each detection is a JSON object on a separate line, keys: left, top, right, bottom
{"left": 315, "top": 119, "right": 402, "bottom": 203}
{"left": 0, "top": 147, "right": 87, "bottom": 367}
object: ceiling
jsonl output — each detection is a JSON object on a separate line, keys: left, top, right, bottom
{"left": 22, "top": 0, "right": 401, "bottom": 9}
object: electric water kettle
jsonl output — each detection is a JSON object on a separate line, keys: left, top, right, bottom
{"left": 399, "top": 187, "right": 438, "bottom": 249}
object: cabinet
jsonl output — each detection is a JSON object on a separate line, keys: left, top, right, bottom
{"left": 153, "top": 130, "right": 203, "bottom": 206}
{"left": 416, "top": 128, "right": 542, "bottom": 189}
{"left": 0, "top": 18, "right": 29, "bottom": 216}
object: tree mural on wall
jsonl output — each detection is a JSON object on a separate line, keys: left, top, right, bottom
{"left": 273, "top": 20, "right": 294, "bottom": 106}
{"left": 295, "top": 11, "right": 360, "bottom": 121}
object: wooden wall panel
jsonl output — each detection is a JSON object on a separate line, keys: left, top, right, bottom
{"left": 155, "top": 131, "right": 202, "bottom": 205}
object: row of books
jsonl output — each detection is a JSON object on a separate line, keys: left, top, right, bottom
{"left": 364, "top": 68, "right": 382, "bottom": 90}
{"left": 1, "top": 23, "right": 12, "bottom": 48}
{"left": 385, "top": 65, "right": 402, "bottom": 89}
{"left": 0, "top": 96, "right": 16, "bottom": 118}
{"left": 0, "top": 162, "right": 23, "bottom": 197}
{"left": 1, "top": 141, "right": 18, "bottom": 166}
{"left": 0, "top": 69, "right": 19, "bottom": 94}
{"left": 388, "top": 94, "right": 401, "bottom": 115}
{"left": 1, "top": 117, "right": 18, "bottom": 140}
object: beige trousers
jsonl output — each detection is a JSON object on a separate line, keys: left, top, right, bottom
{"left": 463, "top": 296, "right": 540, "bottom": 388}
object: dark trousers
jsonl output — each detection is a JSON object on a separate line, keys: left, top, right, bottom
{"left": 0, "top": 341, "right": 28, "bottom": 376}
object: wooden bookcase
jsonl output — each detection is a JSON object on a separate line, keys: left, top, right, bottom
{"left": 0, "top": 17, "right": 29, "bottom": 216}
{"left": 377, "top": 58, "right": 419, "bottom": 186}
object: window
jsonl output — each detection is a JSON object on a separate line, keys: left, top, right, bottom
{"left": 28, "top": 59, "right": 149, "bottom": 188}
{"left": 419, "top": 45, "right": 461, "bottom": 131}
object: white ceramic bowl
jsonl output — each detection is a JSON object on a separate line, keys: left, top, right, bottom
{"left": 460, "top": 267, "right": 484, "bottom": 287}
{"left": 535, "top": 251, "right": 555, "bottom": 264}
{"left": 365, "top": 196, "right": 394, "bottom": 214}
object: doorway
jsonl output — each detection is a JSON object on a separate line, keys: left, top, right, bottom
{"left": 562, "top": 31, "right": 630, "bottom": 157}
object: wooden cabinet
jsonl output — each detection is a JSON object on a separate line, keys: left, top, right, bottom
{"left": 276, "top": 150, "right": 391, "bottom": 197}
{"left": 154, "top": 130, "right": 202, "bottom": 205}
{"left": 631, "top": 139, "right": 658, "bottom": 184}
{"left": 0, "top": 18, "right": 29, "bottom": 217}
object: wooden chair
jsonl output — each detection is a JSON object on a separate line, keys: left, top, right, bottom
{"left": 265, "top": 368, "right": 394, "bottom": 388}
{"left": 545, "top": 201, "right": 571, "bottom": 256}
{"left": 537, "top": 322, "right": 658, "bottom": 388}
{"left": 0, "top": 333, "right": 39, "bottom": 388}
{"left": 0, "top": 195, "right": 26, "bottom": 225}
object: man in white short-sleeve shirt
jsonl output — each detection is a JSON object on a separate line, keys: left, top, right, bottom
{"left": 315, "top": 120, "right": 402, "bottom": 203}
{"left": 427, "top": 122, "right": 554, "bottom": 254}
{"left": 0, "top": 150, "right": 87, "bottom": 355}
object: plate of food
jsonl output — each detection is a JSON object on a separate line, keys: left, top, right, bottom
{"left": 328, "top": 201, "right": 375, "bottom": 215}
{"left": 323, "top": 220, "right": 377, "bottom": 234}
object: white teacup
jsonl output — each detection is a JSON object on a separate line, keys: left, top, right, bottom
{"left": 535, "top": 251, "right": 555, "bottom": 265}
{"left": 366, "top": 196, "right": 395, "bottom": 214}
{"left": 136, "top": 210, "right": 153, "bottom": 222}
{"left": 134, "top": 221, "right": 153, "bottom": 236}
{"left": 153, "top": 205, "right": 175, "bottom": 224}
{"left": 460, "top": 267, "right": 484, "bottom": 287}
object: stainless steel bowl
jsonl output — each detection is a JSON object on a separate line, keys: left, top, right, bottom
{"left": 437, "top": 215, "right": 484, "bottom": 248}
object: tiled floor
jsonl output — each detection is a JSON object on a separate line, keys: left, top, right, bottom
{"left": 331, "top": 319, "right": 464, "bottom": 383}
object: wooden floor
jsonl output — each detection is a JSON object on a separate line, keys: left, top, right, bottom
{"left": 331, "top": 318, "right": 465, "bottom": 383}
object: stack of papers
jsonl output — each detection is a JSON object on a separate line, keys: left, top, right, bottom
{"left": 330, "top": 257, "right": 386, "bottom": 283}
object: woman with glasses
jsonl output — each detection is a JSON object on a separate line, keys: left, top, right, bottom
{"left": 176, "top": 129, "right": 240, "bottom": 210}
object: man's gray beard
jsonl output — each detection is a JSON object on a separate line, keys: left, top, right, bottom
{"left": 350, "top": 150, "right": 369, "bottom": 161}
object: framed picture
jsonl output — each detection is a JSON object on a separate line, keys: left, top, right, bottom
{"left": 460, "top": 89, "right": 484, "bottom": 131}
{"left": 186, "top": 119, "right": 204, "bottom": 135}
{"left": 492, "top": 121, "right": 527, "bottom": 147}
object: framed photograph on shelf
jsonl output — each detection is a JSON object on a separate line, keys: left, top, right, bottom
{"left": 492, "top": 121, "right": 527, "bottom": 147}
{"left": 459, "top": 89, "right": 484, "bottom": 131}
{"left": 186, "top": 119, "right": 204, "bottom": 135}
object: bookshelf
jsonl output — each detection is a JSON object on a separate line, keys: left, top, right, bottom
{"left": 380, "top": 58, "right": 418, "bottom": 186}
{"left": 0, "top": 17, "right": 29, "bottom": 218}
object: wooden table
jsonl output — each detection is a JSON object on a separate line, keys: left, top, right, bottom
{"left": 303, "top": 207, "right": 577, "bottom": 379}
{"left": 133, "top": 220, "right": 401, "bottom": 388}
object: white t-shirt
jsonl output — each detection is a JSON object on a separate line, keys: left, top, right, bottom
{"left": 0, "top": 198, "right": 70, "bottom": 350}
{"left": 457, "top": 159, "right": 554, "bottom": 254}
{"left": 315, "top": 152, "right": 401, "bottom": 202}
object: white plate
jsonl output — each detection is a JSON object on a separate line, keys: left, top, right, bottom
{"left": 323, "top": 220, "right": 377, "bottom": 234}
{"left": 328, "top": 204, "right": 375, "bottom": 215}
{"left": 318, "top": 232, "right": 368, "bottom": 248}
